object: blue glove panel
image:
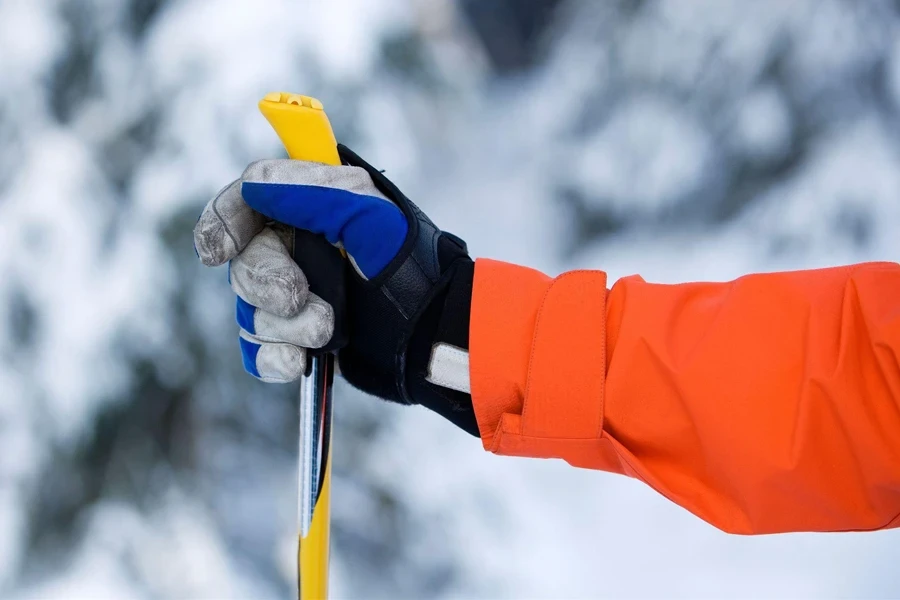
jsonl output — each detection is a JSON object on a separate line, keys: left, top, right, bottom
{"left": 236, "top": 296, "right": 257, "bottom": 334}
{"left": 239, "top": 335, "right": 261, "bottom": 378}
{"left": 236, "top": 296, "right": 261, "bottom": 377}
{"left": 241, "top": 182, "right": 408, "bottom": 279}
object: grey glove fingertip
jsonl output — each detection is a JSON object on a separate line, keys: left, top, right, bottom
{"left": 240, "top": 330, "right": 307, "bottom": 383}
{"left": 195, "top": 180, "right": 267, "bottom": 266}
{"left": 252, "top": 294, "right": 335, "bottom": 349}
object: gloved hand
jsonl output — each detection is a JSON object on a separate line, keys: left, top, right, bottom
{"left": 194, "top": 146, "right": 478, "bottom": 435}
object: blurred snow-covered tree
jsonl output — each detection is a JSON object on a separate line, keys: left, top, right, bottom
{"left": 1, "top": 0, "right": 899, "bottom": 598}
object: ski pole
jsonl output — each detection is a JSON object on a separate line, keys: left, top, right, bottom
{"left": 258, "top": 92, "right": 347, "bottom": 600}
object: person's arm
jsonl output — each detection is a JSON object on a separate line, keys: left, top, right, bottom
{"left": 470, "top": 259, "right": 900, "bottom": 534}
{"left": 195, "top": 147, "right": 900, "bottom": 535}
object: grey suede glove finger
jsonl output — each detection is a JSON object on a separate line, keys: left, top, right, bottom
{"left": 194, "top": 179, "right": 267, "bottom": 267}
{"left": 234, "top": 289, "right": 332, "bottom": 383}
{"left": 231, "top": 229, "right": 334, "bottom": 343}
{"left": 229, "top": 225, "right": 308, "bottom": 318}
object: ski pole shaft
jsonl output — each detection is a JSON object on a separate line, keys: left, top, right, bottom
{"left": 297, "top": 358, "right": 323, "bottom": 537}
{"left": 258, "top": 92, "right": 345, "bottom": 600}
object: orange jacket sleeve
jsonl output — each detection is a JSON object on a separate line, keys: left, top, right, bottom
{"left": 469, "top": 258, "right": 900, "bottom": 534}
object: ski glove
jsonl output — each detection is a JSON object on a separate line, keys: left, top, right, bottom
{"left": 194, "top": 146, "right": 478, "bottom": 435}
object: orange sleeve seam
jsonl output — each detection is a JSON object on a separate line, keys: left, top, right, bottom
{"left": 887, "top": 511, "right": 900, "bottom": 529}
{"left": 519, "top": 274, "right": 559, "bottom": 431}
{"left": 596, "top": 283, "right": 607, "bottom": 440}
{"left": 489, "top": 426, "right": 503, "bottom": 453}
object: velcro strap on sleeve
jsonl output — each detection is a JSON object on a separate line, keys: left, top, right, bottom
{"left": 471, "top": 260, "right": 609, "bottom": 459}
{"left": 521, "top": 270, "right": 607, "bottom": 440}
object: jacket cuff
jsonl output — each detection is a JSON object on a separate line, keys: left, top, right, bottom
{"left": 470, "top": 259, "right": 609, "bottom": 460}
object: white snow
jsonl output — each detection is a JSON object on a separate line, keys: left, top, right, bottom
{"left": 572, "top": 96, "right": 714, "bottom": 215}
{"left": 1, "top": 0, "right": 898, "bottom": 598}
{"left": 730, "top": 84, "right": 793, "bottom": 164}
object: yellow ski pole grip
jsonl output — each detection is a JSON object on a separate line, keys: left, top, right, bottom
{"left": 259, "top": 91, "right": 338, "bottom": 600}
{"left": 259, "top": 92, "right": 340, "bottom": 165}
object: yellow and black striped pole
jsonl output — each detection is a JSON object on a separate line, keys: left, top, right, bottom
{"left": 258, "top": 92, "right": 339, "bottom": 600}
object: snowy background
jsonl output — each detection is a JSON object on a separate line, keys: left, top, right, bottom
{"left": 1, "top": 0, "right": 899, "bottom": 597}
